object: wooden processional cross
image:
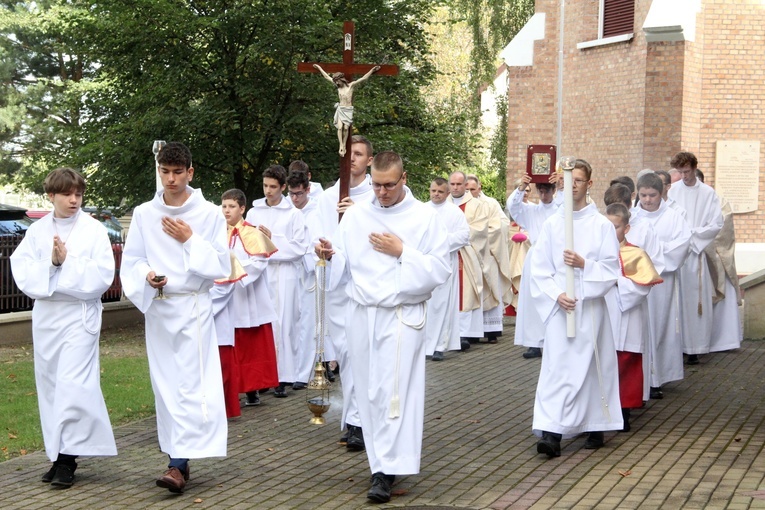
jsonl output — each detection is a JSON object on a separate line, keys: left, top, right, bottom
{"left": 297, "top": 21, "right": 398, "bottom": 215}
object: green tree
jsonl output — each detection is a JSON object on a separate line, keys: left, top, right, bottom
{"left": 2, "top": 0, "right": 479, "bottom": 210}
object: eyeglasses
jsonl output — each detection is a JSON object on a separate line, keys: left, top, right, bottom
{"left": 371, "top": 173, "right": 404, "bottom": 191}
{"left": 572, "top": 179, "right": 589, "bottom": 187}
{"left": 288, "top": 190, "right": 306, "bottom": 197}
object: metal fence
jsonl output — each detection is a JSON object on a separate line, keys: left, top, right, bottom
{"left": 0, "top": 235, "right": 124, "bottom": 313}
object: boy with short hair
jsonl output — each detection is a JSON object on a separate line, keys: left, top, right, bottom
{"left": 245, "top": 165, "right": 308, "bottom": 397}
{"left": 11, "top": 167, "right": 117, "bottom": 489}
{"left": 212, "top": 188, "right": 279, "bottom": 416}
{"left": 122, "top": 141, "right": 231, "bottom": 493}
{"left": 604, "top": 203, "right": 663, "bottom": 432}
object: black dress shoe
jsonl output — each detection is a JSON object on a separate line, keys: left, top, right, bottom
{"left": 274, "top": 383, "right": 288, "bottom": 398}
{"left": 523, "top": 347, "right": 542, "bottom": 359}
{"left": 649, "top": 386, "right": 663, "bottom": 399}
{"left": 42, "top": 463, "right": 58, "bottom": 483}
{"left": 460, "top": 339, "right": 470, "bottom": 352}
{"left": 584, "top": 431, "right": 604, "bottom": 449}
{"left": 50, "top": 464, "right": 76, "bottom": 488}
{"left": 536, "top": 431, "right": 561, "bottom": 458}
{"left": 432, "top": 350, "right": 444, "bottom": 361}
{"left": 486, "top": 333, "right": 498, "bottom": 344}
{"left": 367, "top": 472, "right": 395, "bottom": 503}
{"left": 292, "top": 382, "right": 307, "bottom": 390}
{"left": 346, "top": 425, "right": 365, "bottom": 451}
{"left": 686, "top": 354, "right": 700, "bottom": 365}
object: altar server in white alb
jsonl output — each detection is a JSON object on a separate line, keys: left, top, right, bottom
{"left": 245, "top": 164, "right": 308, "bottom": 397}
{"left": 11, "top": 167, "right": 117, "bottom": 489}
{"left": 506, "top": 173, "right": 559, "bottom": 359}
{"left": 425, "top": 177, "right": 470, "bottom": 361}
{"left": 667, "top": 152, "right": 723, "bottom": 364}
{"left": 122, "top": 142, "right": 230, "bottom": 494}
{"left": 316, "top": 151, "right": 451, "bottom": 504}
{"left": 531, "top": 159, "right": 622, "bottom": 458}
{"left": 312, "top": 134, "right": 376, "bottom": 451}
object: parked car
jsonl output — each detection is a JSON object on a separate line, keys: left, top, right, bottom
{"left": 0, "top": 204, "right": 35, "bottom": 312}
{"left": 8, "top": 206, "right": 124, "bottom": 306}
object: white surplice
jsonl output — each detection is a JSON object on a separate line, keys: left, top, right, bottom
{"left": 313, "top": 175, "right": 375, "bottom": 429}
{"left": 245, "top": 196, "right": 307, "bottom": 383}
{"left": 632, "top": 200, "right": 691, "bottom": 387}
{"left": 530, "top": 203, "right": 623, "bottom": 437}
{"left": 211, "top": 223, "right": 277, "bottom": 348}
{"left": 506, "top": 188, "right": 559, "bottom": 348}
{"left": 122, "top": 187, "right": 230, "bottom": 458}
{"left": 425, "top": 200, "right": 470, "bottom": 355}
{"left": 11, "top": 210, "right": 117, "bottom": 461}
{"left": 327, "top": 191, "right": 451, "bottom": 475}
{"left": 668, "top": 180, "right": 723, "bottom": 355}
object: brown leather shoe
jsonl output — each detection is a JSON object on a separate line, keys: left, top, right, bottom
{"left": 156, "top": 467, "right": 187, "bottom": 493}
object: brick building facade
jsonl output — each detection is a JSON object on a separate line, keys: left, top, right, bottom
{"left": 502, "top": 0, "right": 764, "bottom": 265}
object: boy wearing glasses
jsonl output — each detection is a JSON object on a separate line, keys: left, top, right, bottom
{"left": 316, "top": 151, "right": 451, "bottom": 503}
{"left": 285, "top": 165, "right": 336, "bottom": 390}
{"left": 245, "top": 164, "right": 308, "bottom": 398}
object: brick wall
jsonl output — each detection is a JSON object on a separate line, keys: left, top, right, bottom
{"left": 506, "top": 0, "right": 764, "bottom": 242}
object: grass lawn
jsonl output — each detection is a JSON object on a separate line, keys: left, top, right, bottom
{"left": 0, "top": 325, "right": 155, "bottom": 462}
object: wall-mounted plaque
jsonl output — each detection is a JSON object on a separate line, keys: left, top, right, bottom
{"left": 526, "top": 145, "right": 557, "bottom": 184}
{"left": 715, "top": 140, "right": 760, "bottom": 214}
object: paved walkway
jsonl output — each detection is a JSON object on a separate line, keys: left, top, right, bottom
{"left": 2, "top": 321, "right": 765, "bottom": 509}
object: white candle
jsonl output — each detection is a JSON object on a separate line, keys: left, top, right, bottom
{"left": 562, "top": 162, "right": 576, "bottom": 337}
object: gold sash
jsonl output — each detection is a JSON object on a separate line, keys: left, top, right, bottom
{"left": 215, "top": 221, "right": 278, "bottom": 284}
{"left": 620, "top": 242, "right": 663, "bottom": 286}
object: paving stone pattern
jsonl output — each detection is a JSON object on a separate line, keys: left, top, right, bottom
{"left": 1, "top": 322, "right": 765, "bottom": 509}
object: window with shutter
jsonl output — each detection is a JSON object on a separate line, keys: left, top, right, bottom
{"left": 602, "top": 0, "right": 635, "bottom": 38}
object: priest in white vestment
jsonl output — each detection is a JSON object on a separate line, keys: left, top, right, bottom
{"left": 530, "top": 160, "right": 622, "bottom": 458}
{"left": 633, "top": 173, "right": 692, "bottom": 399}
{"left": 312, "top": 134, "right": 376, "bottom": 449}
{"left": 506, "top": 174, "right": 559, "bottom": 358}
{"left": 705, "top": 193, "right": 742, "bottom": 352}
{"left": 245, "top": 164, "right": 308, "bottom": 397}
{"left": 447, "top": 171, "right": 491, "bottom": 351}
{"left": 122, "top": 142, "right": 230, "bottom": 493}
{"left": 316, "top": 151, "right": 450, "bottom": 503}
{"left": 11, "top": 168, "right": 117, "bottom": 488}
{"left": 667, "top": 152, "right": 723, "bottom": 363}
{"left": 466, "top": 175, "right": 512, "bottom": 343}
{"left": 425, "top": 177, "right": 470, "bottom": 360}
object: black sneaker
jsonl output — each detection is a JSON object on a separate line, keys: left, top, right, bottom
{"left": 50, "top": 464, "right": 76, "bottom": 488}
{"left": 245, "top": 391, "right": 261, "bottom": 406}
{"left": 522, "top": 347, "right": 542, "bottom": 359}
{"left": 686, "top": 354, "right": 700, "bottom": 365}
{"left": 41, "top": 463, "right": 59, "bottom": 483}
{"left": 274, "top": 384, "right": 288, "bottom": 398}
{"left": 649, "top": 386, "right": 663, "bottom": 399}
{"left": 432, "top": 350, "right": 444, "bottom": 361}
{"left": 346, "top": 425, "right": 365, "bottom": 451}
{"left": 367, "top": 472, "right": 395, "bottom": 503}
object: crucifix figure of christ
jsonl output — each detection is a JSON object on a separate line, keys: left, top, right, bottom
{"left": 313, "top": 63, "right": 380, "bottom": 157}
{"left": 298, "top": 21, "right": 398, "bottom": 209}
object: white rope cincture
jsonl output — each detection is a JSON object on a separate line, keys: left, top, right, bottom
{"left": 590, "top": 300, "right": 611, "bottom": 422}
{"left": 390, "top": 302, "right": 427, "bottom": 419}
